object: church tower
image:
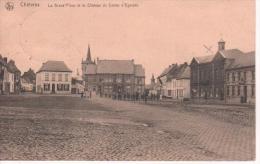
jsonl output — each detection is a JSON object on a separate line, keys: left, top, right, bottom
{"left": 81, "top": 44, "right": 95, "bottom": 78}
{"left": 218, "top": 38, "right": 225, "bottom": 51}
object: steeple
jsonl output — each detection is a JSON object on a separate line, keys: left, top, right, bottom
{"left": 151, "top": 74, "right": 155, "bottom": 84}
{"left": 86, "top": 44, "right": 92, "bottom": 62}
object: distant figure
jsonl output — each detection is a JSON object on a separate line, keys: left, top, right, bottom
{"left": 81, "top": 92, "right": 84, "bottom": 98}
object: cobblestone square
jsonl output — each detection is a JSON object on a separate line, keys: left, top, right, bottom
{"left": 0, "top": 95, "right": 255, "bottom": 160}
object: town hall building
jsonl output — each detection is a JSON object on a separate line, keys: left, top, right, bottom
{"left": 81, "top": 45, "right": 145, "bottom": 98}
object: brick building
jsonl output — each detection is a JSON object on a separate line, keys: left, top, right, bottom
{"left": 81, "top": 46, "right": 145, "bottom": 98}
{"left": 190, "top": 39, "right": 255, "bottom": 103}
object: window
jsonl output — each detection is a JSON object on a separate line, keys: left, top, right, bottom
{"left": 116, "top": 76, "right": 122, "bottom": 83}
{"left": 252, "top": 85, "right": 255, "bottom": 97}
{"left": 58, "top": 74, "right": 62, "bottom": 81}
{"left": 64, "top": 84, "right": 70, "bottom": 91}
{"left": 227, "top": 86, "right": 230, "bottom": 96}
{"left": 227, "top": 73, "right": 229, "bottom": 82}
{"left": 252, "top": 71, "right": 255, "bottom": 81}
{"left": 215, "top": 69, "right": 218, "bottom": 81}
{"left": 193, "top": 71, "right": 197, "bottom": 81}
{"left": 57, "top": 84, "right": 63, "bottom": 91}
{"left": 125, "top": 86, "right": 131, "bottom": 93}
{"left": 44, "top": 83, "right": 50, "bottom": 91}
{"left": 244, "top": 72, "right": 247, "bottom": 81}
{"left": 237, "top": 86, "right": 240, "bottom": 96}
{"left": 52, "top": 73, "right": 55, "bottom": 81}
{"left": 45, "top": 73, "right": 49, "bottom": 81}
{"left": 65, "top": 74, "right": 68, "bottom": 82}
{"left": 238, "top": 72, "right": 241, "bottom": 81}
{"left": 125, "top": 77, "right": 131, "bottom": 83}
{"left": 232, "top": 86, "right": 235, "bottom": 96}
{"left": 232, "top": 72, "right": 235, "bottom": 82}
{"left": 168, "top": 90, "right": 171, "bottom": 96}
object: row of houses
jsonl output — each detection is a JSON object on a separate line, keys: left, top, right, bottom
{"left": 33, "top": 45, "right": 145, "bottom": 97}
{"left": 151, "top": 39, "right": 255, "bottom": 104}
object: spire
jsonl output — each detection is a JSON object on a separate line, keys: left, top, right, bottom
{"left": 76, "top": 68, "right": 79, "bottom": 76}
{"left": 151, "top": 74, "right": 155, "bottom": 84}
{"left": 86, "top": 44, "right": 92, "bottom": 62}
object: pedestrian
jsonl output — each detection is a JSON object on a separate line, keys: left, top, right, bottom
{"left": 81, "top": 92, "right": 84, "bottom": 98}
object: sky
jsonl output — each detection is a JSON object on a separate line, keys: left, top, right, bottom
{"left": 0, "top": 0, "right": 255, "bottom": 84}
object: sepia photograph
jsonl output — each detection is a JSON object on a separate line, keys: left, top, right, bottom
{"left": 0, "top": 0, "right": 257, "bottom": 162}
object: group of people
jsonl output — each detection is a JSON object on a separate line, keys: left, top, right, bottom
{"left": 80, "top": 90, "right": 92, "bottom": 99}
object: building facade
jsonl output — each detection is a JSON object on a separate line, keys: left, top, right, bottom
{"left": 157, "top": 64, "right": 178, "bottom": 98}
{"left": 36, "top": 61, "right": 72, "bottom": 94}
{"left": 21, "top": 68, "right": 36, "bottom": 92}
{"left": 190, "top": 39, "right": 255, "bottom": 103}
{"left": 158, "top": 63, "right": 190, "bottom": 99}
{"left": 171, "top": 63, "right": 190, "bottom": 100}
{"left": 0, "top": 55, "right": 19, "bottom": 94}
{"left": 225, "top": 51, "right": 255, "bottom": 104}
{"left": 7, "top": 60, "right": 21, "bottom": 94}
{"left": 81, "top": 46, "right": 145, "bottom": 98}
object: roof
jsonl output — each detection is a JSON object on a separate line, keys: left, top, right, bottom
{"left": 37, "top": 61, "right": 72, "bottom": 73}
{"left": 97, "top": 60, "right": 134, "bottom": 74}
{"left": 226, "top": 51, "right": 255, "bottom": 69}
{"left": 7, "top": 60, "right": 21, "bottom": 73}
{"left": 134, "top": 64, "right": 145, "bottom": 77}
{"left": 194, "top": 55, "right": 214, "bottom": 64}
{"left": 85, "top": 64, "right": 97, "bottom": 74}
{"left": 158, "top": 64, "right": 178, "bottom": 78}
{"left": 22, "top": 68, "right": 36, "bottom": 83}
{"left": 218, "top": 49, "right": 245, "bottom": 59}
{"left": 167, "top": 63, "right": 190, "bottom": 80}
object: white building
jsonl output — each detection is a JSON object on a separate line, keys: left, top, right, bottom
{"left": 36, "top": 61, "right": 72, "bottom": 94}
{"left": 158, "top": 63, "right": 190, "bottom": 99}
{"left": 170, "top": 63, "right": 190, "bottom": 100}
{"left": 158, "top": 64, "right": 178, "bottom": 98}
{"left": 3, "top": 67, "right": 14, "bottom": 94}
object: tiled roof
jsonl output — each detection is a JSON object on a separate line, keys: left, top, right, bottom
{"left": 97, "top": 60, "right": 134, "bottom": 74}
{"left": 158, "top": 64, "right": 178, "bottom": 78}
{"left": 7, "top": 60, "right": 20, "bottom": 73}
{"left": 226, "top": 51, "right": 255, "bottom": 69}
{"left": 167, "top": 63, "right": 190, "bottom": 80}
{"left": 134, "top": 64, "right": 145, "bottom": 77}
{"left": 218, "top": 49, "right": 245, "bottom": 59}
{"left": 37, "top": 61, "right": 72, "bottom": 73}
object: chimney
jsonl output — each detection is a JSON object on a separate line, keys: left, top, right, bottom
{"left": 218, "top": 38, "right": 225, "bottom": 51}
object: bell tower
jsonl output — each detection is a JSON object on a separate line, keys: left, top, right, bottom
{"left": 218, "top": 38, "right": 225, "bottom": 51}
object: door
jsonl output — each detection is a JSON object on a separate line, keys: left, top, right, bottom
{"left": 52, "top": 84, "right": 55, "bottom": 93}
{"left": 243, "top": 86, "right": 247, "bottom": 103}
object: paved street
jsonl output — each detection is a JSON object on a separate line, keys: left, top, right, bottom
{"left": 0, "top": 95, "right": 255, "bottom": 160}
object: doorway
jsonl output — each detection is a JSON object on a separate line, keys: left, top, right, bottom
{"left": 52, "top": 84, "right": 55, "bottom": 93}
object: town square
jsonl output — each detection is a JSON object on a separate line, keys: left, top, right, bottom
{"left": 0, "top": 0, "right": 256, "bottom": 162}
